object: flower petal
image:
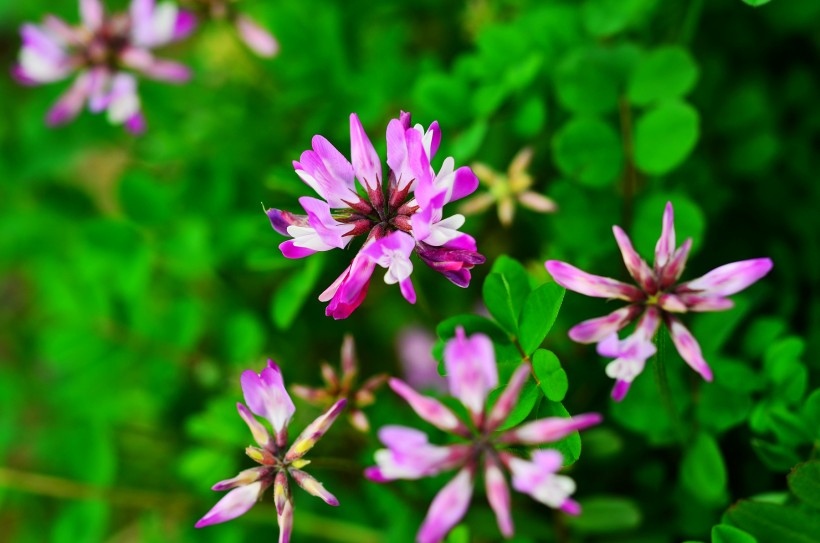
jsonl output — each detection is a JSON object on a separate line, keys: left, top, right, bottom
{"left": 195, "top": 480, "right": 264, "bottom": 528}
{"left": 484, "top": 457, "right": 513, "bottom": 538}
{"left": 676, "top": 293, "right": 735, "bottom": 312}
{"left": 285, "top": 399, "right": 347, "bottom": 461}
{"left": 654, "top": 201, "right": 676, "bottom": 270}
{"left": 568, "top": 305, "right": 642, "bottom": 344}
{"left": 266, "top": 207, "right": 309, "bottom": 236}
{"left": 665, "top": 315, "right": 713, "bottom": 381}
{"left": 417, "top": 468, "right": 474, "bottom": 543}
{"left": 289, "top": 468, "right": 339, "bottom": 506}
{"left": 486, "top": 363, "right": 531, "bottom": 432}
{"left": 611, "top": 379, "right": 631, "bottom": 402}
{"left": 444, "top": 327, "right": 498, "bottom": 418}
{"left": 350, "top": 113, "right": 382, "bottom": 191}
{"left": 545, "top": 261, "right": 643, "bottom": 301}
{"left": 508, "top": 450, "right": 577, "bottom": 511}
{"left": 366, "top": 425, "right": 470, "bottom": 481}
{"left": 500, "top": 413, "right": 602, "bottom": 445}
{"left": 45, "top": 71, "right": 92, "bottom": 126}
{"left": 612, "top": 225, "right": 656, "bottom": 293}
{"left": 659, "top": 238, "right": 692, "bottom": 289}
{"left": 80, "top": 0, "right": 104, "bottom": 30}
{"left": 211, "top": 467, "right": 267, "bottom": 491}
{"left": 236, "top": 402, "right": 273, "bottom": 449}
{"left": 241, "top": 360, "right": 296, "bottom": 439}
{"left": 678, "top": 258, "right": 773, "bottom": 297}
{"left": 235, "top": 14, "right": 278, "bottom": 57}
{"left": 388, "top": 378, "right": 466, "bottom": 434}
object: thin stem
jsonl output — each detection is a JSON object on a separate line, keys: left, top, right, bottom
{"left": 512, "top": 336, "right": 539, "bottom": 385}
{"left": 652, "top": 332, "right": 685, "bottom": 445}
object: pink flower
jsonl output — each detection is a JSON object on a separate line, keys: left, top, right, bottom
{"left": 266, "top": 112, "right": 485, "bottom": 319}
{"left": 545, "top": 201, "right": 773, "bottom": 400}
{"left": 196, "top": 360, "right": 346, "bottom": 542}
{"left": 14, "top": 0, "right": 196, "bottom": 133}
{"left": 188, "top": 1, "right": 278, "bottom": 57}
{"left": 366, "top": 327, "right": 601, "bottom": 543}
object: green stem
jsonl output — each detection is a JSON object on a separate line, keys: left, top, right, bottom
{"left": 512, "top": 336, "right": 539, "bottom": 385}
{"left": 652, "top": 332, "right": 686, "bottom": 444}
{"left": 618, "top": 96, "right": 638, "bottom": 230}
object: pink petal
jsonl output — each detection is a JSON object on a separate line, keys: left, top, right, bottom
{"left": 280, "top": 239, "right": 317, "bottom": 259}
{"left": 654, "top": 201, "right": 676, "bottom": 269}
{"left": 484, "top": 458, "right": 513, "bottom": 538}
{"left": 285, "top": 399, "right": 347, "bottom": 461}
{"left": 288, "top": 468, "right": 339, "bottom": 506}
{"left": 444, "top": 327, "right": 498, "bottom": 418}
{"left": 45, "top": 71, "right": 93, "bottom": 126}
{"left": 236, "top": 403, "right": 272, "bottom": 449}
{"left": 444, "top": 166, "right": 480, "bottom": 204}
{"left": 568, "top": 305, "right": 642, "bottom": 344}
{"left": 266, "top": 207, "right": 309, "bottom": 236}
{"left": 545, "top": 261, "right": 643, "bottom": 301}
{"left": 138, "top": 58, "right": 191, "bottom": 83}
{"left": 658, "top": 293, "right": 687, "bottom": 313}
{"left": 277, "top": 494, "right": 293, "bottom": 543}
{"left": 211, "top": 467, "right": 267, "bottom": 491}
{"left": 173, "top": 10, "right": 197, "bottom": 41}
{"left": 241, "top": 360, "right": 296, "bottom": 437}
{"left": 195, "top": 481, "right": 264, "bottom": 528}
{"left": 388, "top": 378, "right": 465, "bottom": 434}
{"left": 501, "top": 413, "right": 602, "bottom": 445}
{"left": 658, "top": 238, "right": 692, "bottom": 289}
{"left": 235, "top": 15, "right": 278, "bottom": 57}
{"left": 612, "top": 225, "right": 656, "bottom": 293}
{"left": 349, "top": 113, "right": 382, "bottom": 191}
{"left": 386, "top": 118, "right": 411, "bottom": 187}
{"left": 676, "top": 293, "right": 735, "bottom": 312}
{"left": 486, "top": 363, "right": 531, "bottom": 432}
{"left": 611, "top": 379, "right": 631, "bottom": 402}
{"left": 665, "top": 315, "right": 713, "bottom": 381}
{"left": 80, "top": 0, "right": 104, "bottom": 30}
{"left": 417, "top": 468, "right": 474, "bottom": 543}
{"left": 294, "top": 136, "right": 357, "bottom": 208}
{"left": 299, "top": 196, "right": 350, "bottom": 249}
{"left": 679, "top": 258, "right": 773, "bottom": 297}
{"left": 20, "top": 24, "right": 65, "bottom": 62}
{"left": 400, "top": 278, "right": 416, "bottom": 304}
{"left": 396, "top": 327, "right": 447, "bottom": 394}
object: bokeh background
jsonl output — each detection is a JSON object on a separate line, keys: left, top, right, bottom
{"left": 1, "top": 0, "right": 819, "bottom": 542}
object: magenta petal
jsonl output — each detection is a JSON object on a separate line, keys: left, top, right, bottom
{"left": 659, "top": 238, "right": 692, "bottom": 289}
{"left": 611, "top": 379, "right": 631, "bottom": 402}
{"left": 545, "top": 261, "right": 643, "bottom": 301}
{"left": 235, "top": 15, "right": 278, "bottom": 57}
{"left": 21, "top": 24, "right": 65, "bottom": 61}
{"left": 665, "top": 315, "right": 713, "bottom": 381}
{"left": 654, "top": 201, "right": 676, "bottom": 269}
{"left": 173, "top": 10, "right": 197, "bottom": 41}
{"left": 484, "top": 458, "right": 514, "bottom": 538}
{"left": 195, "top": 481, "right": 263, "bottom": 528}
{"left": 350, "top": 113, "right": 382, "bottom": 191}
{"left": 266, "top": 208, "right": 309, "bottom": 236}
{"left": 612, "top": 226, "right": 656, "bottom": 293}
{"left": 417, "top": 468, "right": 474, "bottom": 543}
{"left": 677, "top": 293, "right": 735, "bottom": 312}
{"left": 443, "top": 327, "right": 498, "bottom": 418}
{"left": 388, "top": 378, "right": 464, "bottom": 433}
{"left": 386, "top": 118, "right": 410, "bottom": 186}
{"left": 46, "top": 72, "right": 92, "bottom": 126}
{"left": 241, "top": 360, "right": 295, "bottom": 435}
{"left": 80, "top": 0, "right": 104, "bottom": 30}
{"left": 561, "top": 498, "right": 582, "bottom": 516}
{"left": 400, "top": 278, "right": 417, "bottom": 304}
{"left": 447, "top": 166, "right": 480, "bottom": 203}
{"left": 280, "top": 240, "right": 316, "bottom": 259}
{"left": 502, "top": 413, "right": 602, "bottom": 445}
{"left": 568, "top": 305, "right": 642, "bottom": 344}
{"left": 679, "top": 258, "right": 773, "bottom": 297}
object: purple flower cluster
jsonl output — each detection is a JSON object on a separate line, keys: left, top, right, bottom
{"left": 367, "top": 327, "right": 601, "bottom": 543}
{"left": 546, "top": 202, "right": 773, "bottom": 400}
{"left": 266, "top": 112, "right": 486, "bottom": 319}
{"left": 14, "top": 0, "right": 276, "bottom": 132}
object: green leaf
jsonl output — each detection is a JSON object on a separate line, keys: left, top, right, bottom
{"left": 628, "top": 46, "right": 699, "bottom": 106}
{"left": 582, "top": 0, "right": 655, "bottom": 36}
{"left": 712, "top": 524, "right": 758, "bottom": 543}
{"left": 483, "top": 273, "right": 521, "bottom": 335}
{"left": 742, "top": 0, "right": 771, "bottom": 6}
{"left": 751, "top": 439, "right": 801, "bottom": 472}
{"left": 514, "top": 95, "right": 547, "bottom": 138}
{"left": 518, "top": 283, "right": 566, "bottom": 355}
{"left": 787, "top": 462, "right": 820, "bottom": 509}
{"left": 696, "top": 382, "right": 752, "bottom": 433}
{"left": 801, "top": 388, "right": 820, "bottom": 437}
{"left": 436, "top": 314, "right": 509, "bottom": 344}
{"left": 445, "top": 525, "right": 470, "bottom": 543}
{"left": 566, "top": 496, "right": 642, "bottom": 533}
{"left": 553, "top": 116, "right": 623, "bottom": 188}
{"left": 632, "top": 193, "right": 706, "bottom": 260}
{"left": 270, "top": 256, "right": 324, "bottom": 329}
{"left": 680, "top": 432, "right": 727, "bottom": 505}
{"left": 726, "top": 501, "right": 820, "bottom": 543}
{"left": 554, "top": 48, "right": 620, "bottom": 114}
{"left": 532, "top": 349, "right": 568, "bottom": 402}
{"left": 634, "top": 100, "right": 700, "bottom": 175}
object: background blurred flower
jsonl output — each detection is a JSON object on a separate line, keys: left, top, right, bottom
{"left": 462, "top": 147, "right": 557, "bottom": 227}
{"left": 396, "top": 326, "right": 448, "bottom": 393}
{"left": 182, "top": 0, "right": 278, "bottom": 57}
{"left": 14, "top": 0, "right": 196, "bottom": 133}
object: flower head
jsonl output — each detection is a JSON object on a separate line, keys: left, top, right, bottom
{"left": 462, "top": 147, "right": 558, "bottom": 227}
{"left": 546, "top": 201, "right": 773, "bottom": 400}
{"left": 184, "top": 0, "right": 278, "bottom": 57}
{"left": 15, "top": 0, "right": 196, "bottom": 133}
{"left": 291, "top": 334, "right": 387, "bottom": 432}
{"left": 196, "top": 360, "right": 346, "bottom": 542}
{"left": 266, "top": 112, "right": 486, "bottom": 319}
{"left": 366, "top": 327, "right": 601, "bottom": 543}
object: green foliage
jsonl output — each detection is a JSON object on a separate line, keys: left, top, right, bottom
{"left": 634, "top": 100, "right": 700, "bottom": 175}
{"left": 725, "top": 501, "right": 820, "bottom": 543}
{"left": 787, "top": 462, "right": 820, "bottom": 510}
{"left": 566, "top": 496, "right": 642, "bottom": 533}
{"left": 532, "top": 349, "right": 568, "bottom": 401}
{"left": 681, "top": 433, "right": 728, "bottom": 506}
{"left": 553, "top": 117, "right": 624, "bottom": 187}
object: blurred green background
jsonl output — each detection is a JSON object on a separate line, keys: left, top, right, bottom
{"left": 1, "top": 0, "right": 819, "bottom": 542}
